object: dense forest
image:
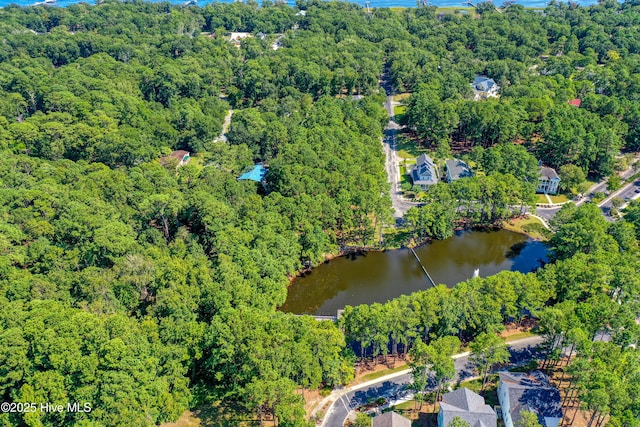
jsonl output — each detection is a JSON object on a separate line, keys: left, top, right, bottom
{"left": 0, "top": 0, "right": 639, "bottom": 426}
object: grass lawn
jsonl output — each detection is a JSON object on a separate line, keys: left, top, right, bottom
{"left": 397, "top": 135, "right": 430, "bottom": 159}
{"left": 392, "top": 93, "right": 411, "bottom": 102}
{"left": 535, "top": 194, "right": 551, "bottom": 204}
{"left": 585, "top": 179, "right": 598, "bottom": 190}
{"left": 394, "top": 105, "right": 407, "bottom": 123}
{"left": 394, "top": 105, "right": 407, "bottom": 115}
{"left": 504, "top": 331, "right": 535, "bottom": 342}
{"left": 549, "top": 194, "right": 569, "bottom": 203}
{"left": 501, "top": 216, "right": 550, "bottom": 241}
{"left": 535, "top": 193, "right": 569, "bottom": 204}
{"left": 359, "top": 364, "right": 410, "bottom": 383}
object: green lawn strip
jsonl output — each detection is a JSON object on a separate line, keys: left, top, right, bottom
{"left": 392, "top": 93, "right": 411, "bottom": 102}
{"left": 358, "top": 364, "right": 410, "bottom": 383}
{"left": 504, "top": 331, "right": 535, "bottom": 342}
{"left": 549, "top": 194, "right": 569, "bottom": 203}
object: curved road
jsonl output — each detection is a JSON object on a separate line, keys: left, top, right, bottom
{"left": 321, "top": 336, "right": 543, "bottom": 427}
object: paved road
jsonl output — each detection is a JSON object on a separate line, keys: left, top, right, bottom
{"left": 531, "top": 206, "right": 562, "bottom": 224}
{"left": 322, "top": 336, "right": 543, "bottom": 427}
{"left": 381, "top": 75, "right": 422, "bottom": 219}
{"left": 536, "top": 164, "right": 640, "bottom": 224}
{"left": 597, "top": 177, "right": 640, "bottom": 221}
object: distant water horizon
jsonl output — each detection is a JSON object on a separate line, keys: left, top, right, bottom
{"left": 1, "top": 0, "right": 600, "bottom": 12}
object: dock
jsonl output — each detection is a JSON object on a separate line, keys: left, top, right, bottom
{"left": 410, "top": 247, "right": 436, "bottom": 287}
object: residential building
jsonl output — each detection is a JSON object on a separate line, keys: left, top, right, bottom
{"left": 373, "top": 411, "right": 412, "bottom": 427}
{"left": 411, "top": 154, "right": 438, "bottom": 190}
{"left": 536, "top": 166, "right": 560, "bottom": 195}
{"left": 498, "top": 372, "right": 562, "bottom": 427}
{"left": 161, "top": 150, "right": 190, "bottom": 168}
{"left": 238, "top": 164, "right": 268, "bottom": 182}
{"left": 568, "top": 98, "right": 581, "bottom": 107}
{"left": 445, "top": 159, "right": 473, "bottom": 183}
{"left": 472, "top": 76, "right": 500, "bottom": 99}
{"left": 438, "top": 388, "right": 497, "bottom": 427}
{"left": 228, "top": 32, "right": 251, "bottom": 47}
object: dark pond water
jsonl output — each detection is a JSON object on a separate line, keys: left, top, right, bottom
{"left": 279, "top": 229, "right": 547, "bottom": 315}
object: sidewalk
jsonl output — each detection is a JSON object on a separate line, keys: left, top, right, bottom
{"left": 526, "top": 213, "right": 551, "bottom": 230}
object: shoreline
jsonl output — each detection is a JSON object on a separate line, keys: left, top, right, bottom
{"left": 288, "top": 219, "right": 546, "bottom": 286}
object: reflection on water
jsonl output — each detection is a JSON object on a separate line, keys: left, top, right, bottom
{"left": 279, "top": 229, "right": 547, "bottom": 315}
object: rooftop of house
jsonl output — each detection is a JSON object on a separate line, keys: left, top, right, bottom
{"left": 238, "top": 164, "right": 268, "bottom": 182}
{"left": 446, "top": 159, "right": 473, "bottom": 180}
{"left": 499, "top": 372, "right": 562, "bottom": 427}
{"left": 229, "top": 32, "right": 251, "bottom": 42}
{"left": 169, "top": 150, "right": 190, "bottom": 160}
{"left": 372, "top": 411, "right": 412, "bottom": 427}
{"left": 440, "top": 388, "right": 497, "bottom": 427}
{"left": 539, "top": 166, "right": 559, "bottom": 181}
{"left": 442, "top": 388, "right": 495, "bottom": 413}
{"left": 160, "top": 150, "right": 190, "bottom": 166}
{"left": 568, "top": 98, "right": 581, "bottom": 107}
{"left": 473, "top": 76, "right": 497, "bottom": 92}
{"left": 412, "top": 154, "right": 438, "bottom": 185}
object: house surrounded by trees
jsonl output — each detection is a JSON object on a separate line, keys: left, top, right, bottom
{"left": 411, "top": 154, "right": 439, "bottom": 190}
{"left": 536, "top": 166, "right": 560, "bottom": 195}
{"left": 445, "top": 159, "right": 473, "bottom": 183}
{"left": 498, "top": 372, "right": 562, "bottom": 427}
{"left": 472, "top": 76, "right": 499, "bottom": 99}
{"left": 438, "top": 388, "right": 497, "bottom": 427}
{"left": 161, "top": 150, "right": 190, "bottom": 168}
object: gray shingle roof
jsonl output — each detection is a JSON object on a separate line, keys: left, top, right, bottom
{"left": 445, "top": 159, "right": 473, "bottom": 181}
{"left": 412, "top": 154, "right": 438, "bottom": 186}
{"left": 539, "top": 166, "right": 559, "bottom": 180}
{"left": 372, "top": 411, "right": 412, "bottom": 427}
{"left": 499, "top": 372, "right": 562, "bottom": 427}
{"left": 473, "top": 76, "right": 497, "bottom": 92}
{"left": 440, "top": 388, "right": 497, "bottom": 427}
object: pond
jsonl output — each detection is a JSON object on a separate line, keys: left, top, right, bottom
{"left": 279, "top": 229, "right": 547, "bottom": 315}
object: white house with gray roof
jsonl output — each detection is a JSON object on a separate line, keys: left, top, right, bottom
{"left": 472, "top": 76, "right": 500, "bottom": 99}
{"left": 411, "top": 154, "right": 439, "bottom": 190}
{"left": 445, "top": 159, "right": 473, "bottom": 183}
{"left": 536, "top": 166, "right": 560, "bottom": 195}
{"left": 498, "top": 372, "right": 562, "bottom": 427}
{"left": 438, "top": 388, "right": 497, "bottom": 427}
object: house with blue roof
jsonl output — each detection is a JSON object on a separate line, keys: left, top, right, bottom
{"left": 411, "top": 154, "right": 438, "bottom": 190}
{"left": 472, "top": 76, "right": 499, "bottom": 99}
{"left": 238, "top": 164, "right": 268, "bottom": 182}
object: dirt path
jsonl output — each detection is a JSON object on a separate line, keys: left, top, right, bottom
{"left": 215, "top": 109, "right": 233, "bottom": 142}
